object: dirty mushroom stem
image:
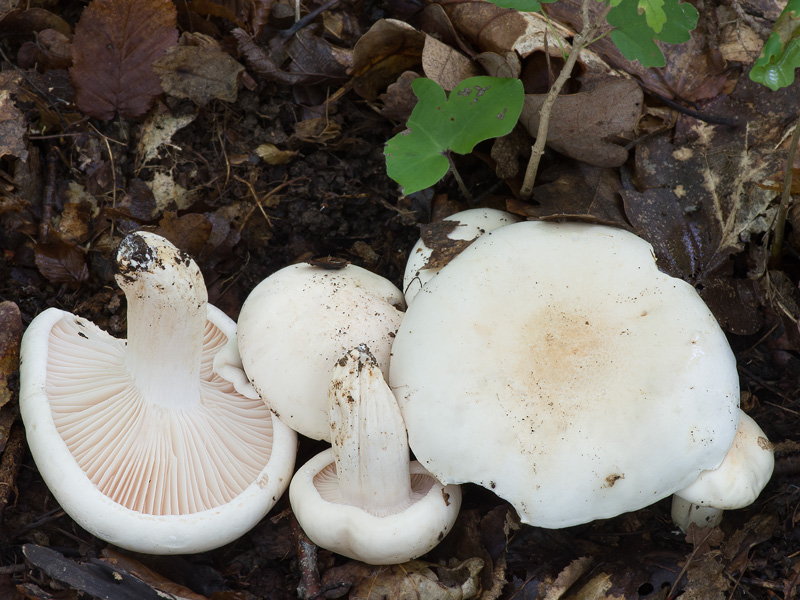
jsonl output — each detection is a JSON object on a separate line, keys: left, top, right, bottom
{"left": 115, "top": 232, "right": 207, "bottom": 408}
{"left": 330, "top": 344, "right": 412, "bottom": 515}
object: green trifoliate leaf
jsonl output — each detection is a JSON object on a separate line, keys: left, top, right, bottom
{"left": 607, "top": 0, "right": 698, "bottom": 68}
{"left": 385, "top": 77, "right": 524, "bottom": 195}
{"left": 749, "top": 0, "right": 800, "bottom": 90}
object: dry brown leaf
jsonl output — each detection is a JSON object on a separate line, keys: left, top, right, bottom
{"left": 421, "top": 36, "right": 481, "bottom": 91}
{"left": 521, "top": 78, "right": 642, "bottom": 167}
{"left": 285, "top": 28, "right": 351, "bottom": 84}
{"left": 34, "top": 241, "right": 89, "bottom": 287}
{"left": 155, "top": 211, "right": 213, "bottom": 257}
{"left": 322, "top": 559, "right": 483, "bottom": 600}
{"left": 510, "top": 161, "right": 629, "bottom": 228}
{"left": 0, "top": 89, "right": 27, "bottom": 161}
{"left": 352, "top": 19, "right": 426, "bottom": 101}
{"left": 70, "top": 0, "right": 178, "bottom": 120}
{"left": 379, "top": 71, "right": 419, "bottom": 122}
{"left": 154, "top": 45, "right": 244, "bottom": 105}
{"left": 255, "top": 143, "right": 297, "bottom": 165}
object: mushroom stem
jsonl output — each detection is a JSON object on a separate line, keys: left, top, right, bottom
{"left": 671, "top": 495, "right": 723, "bottom": 531}
{"left": 115, "top": 232, "right": 207, "bottom": 409}
{"left": 329, "top": 345, "right": 412, "bottom": 515}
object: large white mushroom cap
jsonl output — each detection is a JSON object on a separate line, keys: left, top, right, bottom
{"left": 390, "top": 221, "right": 742, "bottom": 528}
{"left": 237, "top": 264, "right": 405, "bottom": 441}
{"left": 19, "top": 232, "right": 297, "bottom": 554}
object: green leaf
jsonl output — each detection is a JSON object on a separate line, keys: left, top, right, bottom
{"left": 606, "top": 0, "right": 698, "bottom": 68}
{"left": 385, "top": 77, "right": 524, "bottom": 195}
{"left": 637, "top": 0, "right": 666, "bottom": 33}
{"left": 749, "top": 0, "right": 800, "bottom": 91}
{"left": 482, "top": 0, "right": 556, "bottom": 12}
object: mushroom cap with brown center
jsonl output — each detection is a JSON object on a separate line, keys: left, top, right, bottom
{"left": 390, "top": 221, "right": 740, "bottom": 527}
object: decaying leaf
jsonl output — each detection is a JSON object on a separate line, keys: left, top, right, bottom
{"left": 136, "top": 102, "right": 197, "bottom": 167}
{"left": 419, "top": 220, "right": 471, "bottom": 270}
{"left": 33, "top": 241, "right": 89, "bottom": 287}
{"left": 70, "top": 0, "right": 178, "bottom": 119}
{"left": 154, "top": 45, "right": 244, "bottom": 105}
{"left": 509, "top": 161, "right": 629, "bottom": 227}
{"left": 0, "top": 301, "right": 21, "bottom": 410}
{"left": 256, "top": 143, "right": 297, "bottom": 165}
{"left": 352, "top": 19, "right": 427, "bottom": 100}
{"left": 321, "top": 558, "right": 484, "bottom": 600}
{"left": 421, "top": 36, "right": 482, "bottom": 91}
{"left": 0, "top": 90, "right": 27, "bottom": 161}
{"left": 521, "top": 78, "right": 643, "bottom": 167}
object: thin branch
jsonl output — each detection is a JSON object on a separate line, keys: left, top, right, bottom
{"left": 519, "top": 0, "right": 613, "bottom": 199}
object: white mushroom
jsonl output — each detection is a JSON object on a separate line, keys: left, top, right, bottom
{"left": 403, "top": 208, "right": 519, "bottom": 304}
{"left": 671, "top": 410, "right": 774, "bottom": 530}
{"left": 237, "top": 263, "right": 405, "bottom": 441}
{"left": 290, "top": 345, "right": 461, "bottom": 564}
{"left": 19, "top": 232, "right": 297, "bottom": 554}
{"left": 390, "top": 221, "right": 763, "bottom": 527}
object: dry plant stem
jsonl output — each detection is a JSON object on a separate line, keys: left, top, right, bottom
{"left": 519, "top": 0, "right": 613, "bottom": 199}
{"left": 769, "top": 116, "right": 800, "bottom": 269}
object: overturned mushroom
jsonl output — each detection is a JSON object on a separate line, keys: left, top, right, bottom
{"left": 391, "top": 221, "right": 772, "bottom": 527}
{"left": 290, "top": 345, "right": 461, "bottom": 564}
{"left": 19, "top": 232, "right": 296, "bottom": 554}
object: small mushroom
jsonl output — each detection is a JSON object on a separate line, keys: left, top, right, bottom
{"left": 19, "top": 232, "right": 297, "bottom": 554}
{"left": 671, "top": 410, "right": 774, "bottom": 530}
{"left": 289, "top": 345, "right": 461, "bottom": 564}
{"left": 237, "top": 263, "right": 405, "bottom": 441}
{"left": 390, "top": 221, "right": 769, "bottom": 527}
{"left": 403, "top": 208, "right": 519, "bottom": 304}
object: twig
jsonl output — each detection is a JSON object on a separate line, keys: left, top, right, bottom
{"left": 647, "top": 91, "right": 740, "bottom": 126}
{"left": 289, "top": 512, "right": 323, "bottom": 600}
{"left": 39, "top": 145, "right": 59, "bottom": 243}
{"left": 519, "top": 0, "right": 613, "bottom": 199}
{"left": 769, "top": 116, "right": 800, "bottom": 269}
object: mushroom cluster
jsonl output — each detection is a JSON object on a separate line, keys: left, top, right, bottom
{"left": 18, "top": 214, "right": 774, "bottom": 563}
{"left": 19, "top": 232, "right": 296, "bottom": 554}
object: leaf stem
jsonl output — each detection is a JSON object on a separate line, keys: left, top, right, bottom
{"left": 519, "top": 0, "right": 613, "bottom": 200}
{"left": 769, "top": 116, "right": 800, "bottom": 269}
{"left": 448, "top": 154, "right": 474, "bottom": 206}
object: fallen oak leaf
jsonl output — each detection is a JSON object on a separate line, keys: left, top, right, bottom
{"left": 70, "top": 0, "right": 178, "bottom": 120}
{"left": 520, "top": 78, "right": 642, "bottom": 167}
